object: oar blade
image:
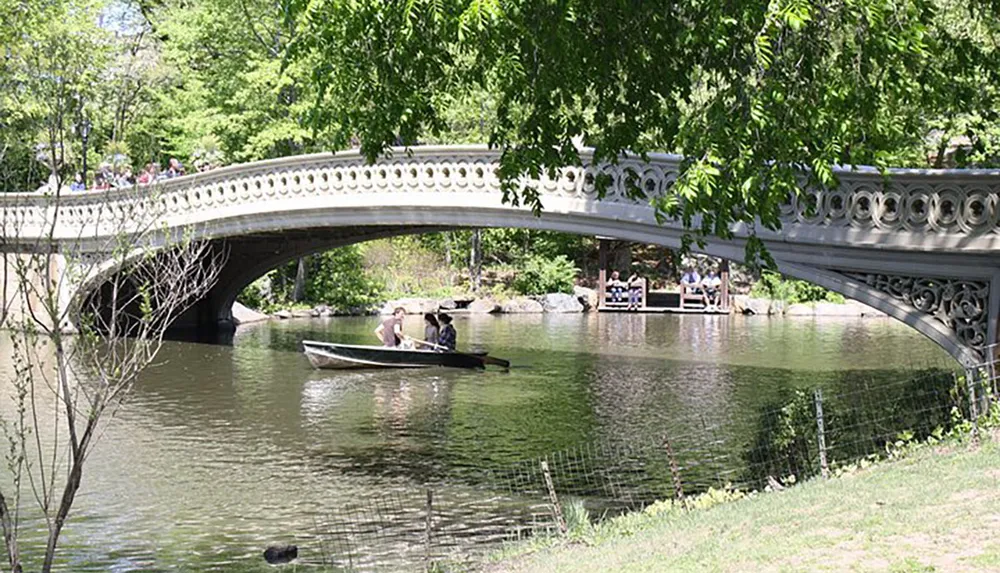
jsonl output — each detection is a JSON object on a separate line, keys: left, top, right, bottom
{"left": 482, "top": 355, "right": 510, "bottom": 369}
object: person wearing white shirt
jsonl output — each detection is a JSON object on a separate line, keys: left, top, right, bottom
{"left": 701, "top": 270, "right": 722, "bottom": 310}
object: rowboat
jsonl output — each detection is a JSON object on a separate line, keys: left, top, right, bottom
{"left": 302, "top": 340, "right": 492, "bottom": 370}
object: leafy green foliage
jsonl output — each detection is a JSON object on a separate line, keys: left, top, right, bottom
{"left": 512, "top": 254, "right": 578, "bottom": 295}
{"left": 147, "top": 0, "right": 324, "bottom": 165}
{"left": 361, "top": 236, "right": 455, "bottom": 298}
{"left": 303, "top": 249, "right": 385, "bottom": 310}
{"left": 286, "top": 0, "right": 1000, "bottom": 265}
{"left": 244, "top": 246, "right": 385, "bottom": 311}
{"left": 0, "top": 0, "right": 110, "bottom": 190}
{"left": 750, "top": 271, "right": 845, "bottom": 304}
{"left": 236, "top": 275, "right": 275, "bottom": 313}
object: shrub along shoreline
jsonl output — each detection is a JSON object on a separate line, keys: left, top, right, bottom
{"left": 235, "top": 236, "right": 872, "bottom": 322}
{"left": 235, "top": 291, "right": 889, "bottom": 325}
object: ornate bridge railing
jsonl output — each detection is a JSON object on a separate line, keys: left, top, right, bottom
{"left": 782, "top": 166, "right": 1000, "bottom": 239}
{"left": 3, "top": 146, "right": 1000, "bottom": 251}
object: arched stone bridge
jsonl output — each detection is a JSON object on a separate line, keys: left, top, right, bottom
{"left": 4, "top": 145, "right": 1000, "bottom": 367}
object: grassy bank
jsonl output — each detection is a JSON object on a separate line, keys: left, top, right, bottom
{"left": 488, "top": 434, "right": 1000, "bottom": 572}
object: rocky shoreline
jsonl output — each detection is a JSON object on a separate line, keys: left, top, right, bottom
{"left": 730, "top": 295, "right": 886, "bottom": 318}
{"left": 233, "top": 289, "right": 888, "bottom": 326}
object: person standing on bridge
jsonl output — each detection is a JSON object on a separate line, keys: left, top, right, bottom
{"left": 70, "top": 173, "right": 86, "bottom": 192}
{"left": 375, "top": 307, "right": 407, "bottom": 347}
{"left": 165, "top": 158, "right": 186, "bottom": 179}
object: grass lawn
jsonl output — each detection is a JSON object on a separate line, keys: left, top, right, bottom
{"left": 488, "top": 436, "right": 1000, "bottom": 572}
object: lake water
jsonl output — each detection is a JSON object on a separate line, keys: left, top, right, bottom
{"left": 0, "top": 313, "right": 955, "bottom": 571}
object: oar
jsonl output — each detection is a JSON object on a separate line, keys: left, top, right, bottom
{"left": 411, "top": 338, "right": 510, "bottom": 369}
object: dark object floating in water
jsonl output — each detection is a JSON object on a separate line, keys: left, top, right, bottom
{"left": 263, "top": 544, "right": 298, "bottom": 564}
{"left": 302, "top": 340, "right": 509, "bottom": 370}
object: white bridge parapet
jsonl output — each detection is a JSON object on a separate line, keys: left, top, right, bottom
{"left": 3, "top": 145, "right": 1000, "bottom": 366}
{"left": 3, "top": 145, "right": 1000, "bottom": 251}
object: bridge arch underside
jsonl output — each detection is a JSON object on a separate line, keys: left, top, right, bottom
{"left": 130, "top": 206, "right": 1000, "bottom": 368}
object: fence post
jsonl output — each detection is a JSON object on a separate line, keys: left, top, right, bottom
{"left": 965, "top": 369, "right": 981, "bottom": 446}
{"left": 424, "top": 488, "right": 433, "bottom": 571}
{"left": 662, "top": 434, "right": 685, "bottom": 503}
{"left": 540, "top": 460, "right": 567, "bottom": 535}
{"left": 814, "top": 389, "right": 830, "bottom": 479}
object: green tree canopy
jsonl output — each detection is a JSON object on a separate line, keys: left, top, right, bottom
{"left": 286, "top": 0, "right": 1000, "bottom": 262}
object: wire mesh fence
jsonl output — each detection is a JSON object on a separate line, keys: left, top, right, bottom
{"left": 309, "top": 363, "right": 991, "bottom": 571}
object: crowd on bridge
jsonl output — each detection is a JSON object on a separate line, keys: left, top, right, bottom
{"left": 64, "top": 156, "right": 223, "bottom": 193}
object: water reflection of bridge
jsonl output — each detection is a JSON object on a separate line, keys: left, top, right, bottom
{"left": 5, "top": 146, "right": 1000, "bottom": 366}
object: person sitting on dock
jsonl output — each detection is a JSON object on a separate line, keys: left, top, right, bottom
{"left": 702, "top": 270, "right": 722, "bottom": 310}
{"left": 609, "top": 270, "right": 626, "bottom": 303}
{"left": 681, "top": 267, "right": 701, "bottom": 295}
{"left": 627, "top": 273, "right": 644, "bottom": 311}
{"left": 438, "top": 313, "right": 457, "bottom": 351}
{"left": 375, "top": 307, "right": 407, "bottom": 347}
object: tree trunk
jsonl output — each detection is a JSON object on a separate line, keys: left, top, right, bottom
{"left": 292, "top": 257, "right": 307, "bottom": 302}
{"left": 444, "top": 232, "right": 454, "bottom": 286}
{"left": 0, "top": 492, "right": 20, "bottom": 573}
{"left": 611, "top": 241, "right": 632, "bottom": 275}
{"left": 469, "top": 229, "right": 482, "bottom": 292}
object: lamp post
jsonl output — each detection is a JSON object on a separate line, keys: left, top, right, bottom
{"left": 79, "top": 116, "right": 91, "bottom": 185}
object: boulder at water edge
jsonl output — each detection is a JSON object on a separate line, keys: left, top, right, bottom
{"left": 847, "top": 300, "right": 886, "bottom": 317}
{"left": 468, "top": 298, "right": 501, "bottom": 313}
{"left": 502, "top": 297, "right": 545, "bottom": 313}
{"left": 380, "top": 298, "right": 438, "bottom": 315}
{"left": 784, "top": 303, "right": 815, "bottom": 316}
{"left": 231, "top": 302, "right": 269, "bottom": 325}
{"left": 274, "top": 309, "right": 292, "bottom": 319}
{"left": 739, "top": 297, "right": 773, "bottom": 316}
{"left": 540, "top": 293, "right": 584, "bottom": 313}
{"left": 573, "top": 286, "right": 598, "bottom": 310}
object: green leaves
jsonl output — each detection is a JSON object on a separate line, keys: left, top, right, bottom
{"left": 280, "top": 0, "right": 999, "bottom": 264}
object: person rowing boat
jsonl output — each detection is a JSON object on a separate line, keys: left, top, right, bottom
{"left": 374, "top": 307, "right": 408, "bottom": 347}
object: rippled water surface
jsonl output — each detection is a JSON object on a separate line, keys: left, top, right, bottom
{"left": 0, "top": 313, "right": 953, "bottom": 570}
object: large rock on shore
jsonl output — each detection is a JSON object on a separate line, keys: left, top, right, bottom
{"left": 734, "top": 296, "right": 774, "bottom": 316}
{"left": 573, "top": 286, "right": 599, "bottom": 310}
{"left": 231, "top": 301, "right": 269, "bottom": 325}
{"left": 814, "top": 302, "right": 856, "bottom": 316}
{"left": 540, "top": 293, "right": 584, "bottom": 313}
{"left": 847, "top": 300, "right": 886, "bottom": 318}
{"left": 380, "top": 298, "right": 438, "bottom": 315}
{"left": 502, "top": 297, "right": 545, "bottom": 313}
{"left": 769, "top": 299, "right": 786, "bottom": 315}
{"left": 784, "top": 303, "right": 815, "bottom": 316}
{"left": 468, "top": 298, "right": 501, "bottom": 313}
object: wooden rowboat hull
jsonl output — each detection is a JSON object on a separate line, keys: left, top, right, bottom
{"left": 302, "top": 340, "right": 486, "bottom": 370}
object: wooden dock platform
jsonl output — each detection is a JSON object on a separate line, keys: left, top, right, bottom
{"left": 598, "top": 306, "right": 729, "bottom": 315}
{"left": 598, "top": 289, "right": 730, "bottom": 314}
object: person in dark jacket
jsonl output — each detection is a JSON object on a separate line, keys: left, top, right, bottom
{"left": 437, "top": 313, "right": 457, "bottom": 351}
